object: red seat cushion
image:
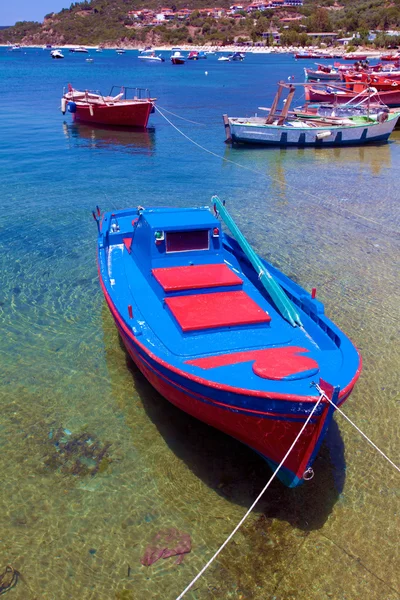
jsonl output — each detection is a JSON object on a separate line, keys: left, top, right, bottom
{"left": 165, "top": 290, "right": 271, "bottom": 332}
{"left": 152, "top": 264, "right": 242, "bottom": 292}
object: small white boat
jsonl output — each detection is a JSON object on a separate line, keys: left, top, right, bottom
{"left": 51, "top": 49, "right": 64, "bottom": 59}
{"left": 138, "top": 51, "right": 165, "bottom": 63}
{"left": 86, "top": 58, "right": 94, "bottom": 63}
{"left": 96, "top": 48, "right": 103, "bottom": 53}
{"left": 9, "top": 44, "right": 22, "bottom": 52}
{"left": 218, "top": 56, "right": 231, "bottom": 62}
{"left": 69, "top": 46, "right": 88, "bottom": 53}
{"left": 116, "top": 49, "right": 126, "bottom": 55}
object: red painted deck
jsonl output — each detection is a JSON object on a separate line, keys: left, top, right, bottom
{"left": 186, "top": 346, "right": 319, "bottom": 380}
{"left": 152, "top": 264, "right": 243, "bottom": 291}
{"left": 165, "top": 290, "right": 271, "bottom": 332}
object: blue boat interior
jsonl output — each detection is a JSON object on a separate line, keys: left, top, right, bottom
{"left": 98, "top": 206, "right": 360, "bottom": 399}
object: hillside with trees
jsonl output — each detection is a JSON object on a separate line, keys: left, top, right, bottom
{"left": 1, "top": 0, "right": 399, "bottom": 47}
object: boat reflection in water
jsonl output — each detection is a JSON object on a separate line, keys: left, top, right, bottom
{"left": 62, "top": 121, "right": 155, "bottom": 155}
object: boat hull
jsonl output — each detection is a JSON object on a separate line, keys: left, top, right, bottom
{"left": 101, "top": 278, "right": 357, "bottom": 488}
{"left": 228, "top": 116, "right": 398, "bottom": 147}
{"left": 304, "top": 70, "right": 340, "bottom": 81}
{"left": 305, "top": 87, "right": 400, "bottom": 107}
{"left": 72, "top": 101, "right": 153, "bottom": 127}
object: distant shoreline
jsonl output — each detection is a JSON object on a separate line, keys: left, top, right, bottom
{"left": 0, "top": 43, "right": 385, "bottom": 58}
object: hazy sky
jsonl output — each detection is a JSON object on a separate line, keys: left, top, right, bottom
{"left": 0, "top": 1, "right": 83, "bottom": 25}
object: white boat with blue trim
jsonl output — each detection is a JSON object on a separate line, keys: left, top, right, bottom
{"left": 224, "top": 82, "right": 399, "bottom": 147}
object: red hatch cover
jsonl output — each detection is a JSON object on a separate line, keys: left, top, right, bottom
{"left": 165, "top": 290, "right": 271, "bottom": 332}
{"left": 153, "top": 264, "right": 243, "bottom": 292}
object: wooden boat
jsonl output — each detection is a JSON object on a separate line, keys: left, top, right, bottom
{"left": 305, "top": 83, "right": 400, "bottom": 107}
{"left": 294, "top": 52, "right": 322, "bottom": 59}
{"left": 381, "top": 53, "right": 400, "bottom": 61}
{"left": 95, "top": 199, "right": 361, "bottom": 487}
{"left": 224, "top": 83, "right": 399, "bottom": 146}
{"left": 61, "top": 84, "right": 155, "bottom": 127}
{"left": 292, "top": 101, "right": 391, "bottom": 121}
{"left": 343, "top": 53, "right": 368, "bottom": 60}
{"left": 343, "top": 73, "right": 400, "bottom": 91}
{"left": 170, "top": 51, "right": 185, "bottom": 65}
{"left": 304, "top": 65, "right": 340, "bottom": 81}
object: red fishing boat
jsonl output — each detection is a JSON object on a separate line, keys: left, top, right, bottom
{"left": 61, "top": 85, "right": 156, "bottom": 127}
{"left": 381, "top": 53, "right": 400, "bottom": 61}
{"left": 305, "top": 84, "right": 400, "bottom": 107}
{"left": 343, "top": 73, "right": 400, "bottom": 91}
{"left": 343, "top": 53, "right": 368, "bottom": 60}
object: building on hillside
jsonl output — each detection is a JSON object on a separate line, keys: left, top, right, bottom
{"left": 307, "top": 32, "right": 339, "bottom": 41}
{"left": 247, "top": 2, "right": 269, "bottom": 13}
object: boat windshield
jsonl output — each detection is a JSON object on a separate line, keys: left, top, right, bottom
{"left": 108, "top": 86, "right": 151, "bottom": 100}
{"left": 166, "top": 230, "right": 210, "bottom": 253}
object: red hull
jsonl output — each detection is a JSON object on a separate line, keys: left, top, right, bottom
{"left": 305, "top": 86, "right": 400, "bottom": 107}
{"left": 74, "top": 100, "right": 153, "bottom": 127}
{"left": 119, "top": 328, "right": 353, "bottom": 486}
{"left": 171, "top": 58, "right": 185, "bottom": 65}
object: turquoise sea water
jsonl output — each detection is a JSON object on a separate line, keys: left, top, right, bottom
{"left": 0, "top": 48, "right": 399, "bottom": 599}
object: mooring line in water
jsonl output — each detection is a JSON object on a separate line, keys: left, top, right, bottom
{"left": 156, "top": 105, "right": 206, "bottom": 126}
{"left": 312, "top": 382, "right": 400, "bottom": 474}
{"left": 175, "top": 393, "right": 325, "bottom": 600}
{"left": 154, "top": 106, "right": 400, "bottom": 238}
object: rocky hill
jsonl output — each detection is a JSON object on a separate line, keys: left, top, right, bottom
{"left": 1, "top": 0, "right": 399, "bottom": 47}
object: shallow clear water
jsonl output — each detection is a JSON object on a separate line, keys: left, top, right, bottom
{"left": 0, "top": 48, "right": 399, "bottom": 600}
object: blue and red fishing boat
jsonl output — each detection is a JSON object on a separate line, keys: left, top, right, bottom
{"left": 95, "top": 198, "right": 361, "bottom": 487}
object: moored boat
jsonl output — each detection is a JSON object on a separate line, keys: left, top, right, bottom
{"left": 188, "top": 51, "right": 199, "bottom": 60}
{"left": 224, "top": 83, "right": 399, "bottom": 146}
{"left": 51, "top": 49, "right": 64, "bottom": 59}
{"left": 61, "top": 84, "right": 156, "bottom": 127}
{"left": 138, "top": 51, "right": 165, "bottom": 62}
{"left": 170, "top": 51, "right": 185, "bottom": 65}
{"left": 294, "top": 52, "right": 322, "bottom": 59}
{"left": 305, "top": 83, "right": 400, "bottom": 107}
{"left": 304, "top": 65, "right": 340, "bottom": 81}
{"left": 228, "top": 52, "right": 245, "bottom": 61}
{"left": 69, "top": 46, "right": 88, "bottom": 53}
{"left": 95, "top": 199, "right": 362, "bottom": 487}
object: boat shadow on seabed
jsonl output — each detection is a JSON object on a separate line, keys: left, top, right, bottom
{"left": 108, "top": 321, "right": 347, "bottom": 533}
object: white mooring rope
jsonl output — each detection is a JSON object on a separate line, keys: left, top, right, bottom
{"left": 154, "top": 106, "right": 400, "bottom": 237}
{"left": 175, "top": 393, "right": 325, "bottom": 600}
{"left": 176, "top": 384, "right": 400, "bottom": 599}
{"left": 313, "top": 383, "right": 400, "bottom": 474}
